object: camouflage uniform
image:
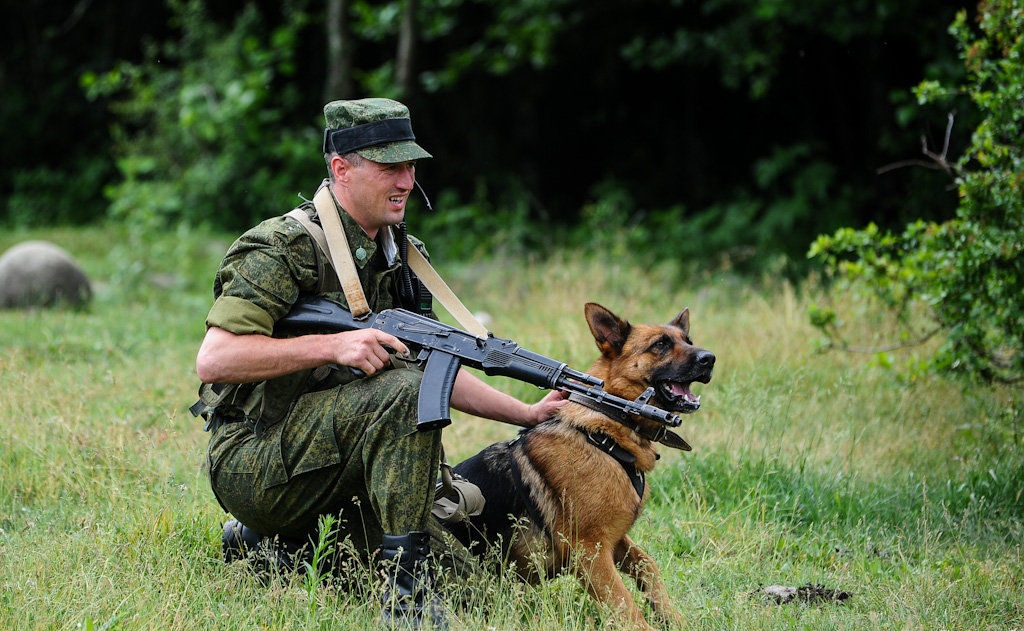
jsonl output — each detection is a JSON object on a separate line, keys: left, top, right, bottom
{"left": 203, "top": 191, "right": 443, "bottom": 556}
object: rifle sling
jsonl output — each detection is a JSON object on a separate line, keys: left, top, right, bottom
{"left": 404, "top": 240, "right": 488, "bottom": 338}
{"left": 300, "top": 182, "right": 488, "bottom": 337}
{"left": 312, "top": 184, "right": 371, "bottom": 318}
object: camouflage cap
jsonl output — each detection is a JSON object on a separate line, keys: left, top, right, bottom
{"left": 322, "top": 98, "right": 432, "bottom": 163}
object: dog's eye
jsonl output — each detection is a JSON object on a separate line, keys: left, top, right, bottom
{"left": 648, "top": 336, "right": 672, "bottom": 355}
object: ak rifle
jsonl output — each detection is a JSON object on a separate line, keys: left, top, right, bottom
{"left": 275, "top": 297, "right": 683, "bottom": 432}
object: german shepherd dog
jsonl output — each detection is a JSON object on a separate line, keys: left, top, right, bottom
{"left": 446, "top": 303, "right": 715, "bottom": 629}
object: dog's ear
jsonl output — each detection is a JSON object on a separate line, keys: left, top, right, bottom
{"left": 585, "top": 302, "right": 631, "bottom": 356}
{"left": 669, "top": 308, "right": 691, "bottom": 337}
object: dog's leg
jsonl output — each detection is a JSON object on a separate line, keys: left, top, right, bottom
{"left": 614, "top": 536, "right": 684, "bottom": 627}
{"left": 573, "top": 541, "right": 656, "bottom": 630}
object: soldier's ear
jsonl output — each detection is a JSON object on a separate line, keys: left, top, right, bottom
{"left": 585, "top": 303, "right": 630, "bottom": 357}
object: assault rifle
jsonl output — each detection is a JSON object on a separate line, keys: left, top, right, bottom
{"left": 275, "top": 297, "right": 683, "bottom": 432}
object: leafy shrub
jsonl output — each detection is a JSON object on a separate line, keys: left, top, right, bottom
{"left": 81, "top": 0, "right": 318, "bottom": 233}
{"left": 5, "top": 162, "right": 111, "bottom": 227}
{"left": 809, "top": 0, "right": 1024, "bottom": 382}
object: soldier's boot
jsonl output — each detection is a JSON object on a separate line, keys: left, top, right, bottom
{"left": 378, "top": 531, "right": 449, "bottom": 630}
{"left": 222, "top": 519, "right": 263, "bottom": 562}
{"left": 222, "top": 519, "right": 313, "bottom": 575}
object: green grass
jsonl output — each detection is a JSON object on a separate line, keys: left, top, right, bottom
{"left": 1, "top": 225, "right": 1021, "bottom": 629}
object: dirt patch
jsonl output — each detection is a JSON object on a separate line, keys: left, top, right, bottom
{"left": 754, "top": 583, "right": 853, "bottom": 605}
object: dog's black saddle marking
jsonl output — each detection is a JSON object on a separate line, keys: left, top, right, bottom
{"left": 507, "top": 432, "right": 554, "bottom": 539}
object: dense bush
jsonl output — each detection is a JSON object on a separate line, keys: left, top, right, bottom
{"left": 81, "top": 0, "right": 319, "bottom": 233}
{"left": 810, "top": 0, "right": 1023, "bottom": 382}
{"left": 4, "top": 0, "right": 967, "bottom": 271}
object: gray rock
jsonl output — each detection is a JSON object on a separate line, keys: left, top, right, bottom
{"left": 0, "top": 240, "right": 92, "bottom": 309}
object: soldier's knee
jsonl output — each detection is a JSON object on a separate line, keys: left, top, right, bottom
{"left": 373, "top": 368, "right": 424, "bottom": 432}
{"left": 379, "top": 368, "right": 422, "bottom": 407}
{"left": 384, "top": 367, "right": 423, "bottom": 392}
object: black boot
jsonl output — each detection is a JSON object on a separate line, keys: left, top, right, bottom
{"left": 221, "top": 519, "right": 313, "bottom": 575}
{"left": 378, "top": 531, "right": 449, "bottom": 630}
{"left": 222, "top": 519, "right": 263, "bottom": 563}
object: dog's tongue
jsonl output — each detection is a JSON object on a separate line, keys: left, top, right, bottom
{"left": 669, "top": 382, "right": 699, "bottom": 403}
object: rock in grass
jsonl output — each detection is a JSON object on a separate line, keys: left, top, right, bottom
{"left": 0, "top": 240, "right": 92, "bottom": 309}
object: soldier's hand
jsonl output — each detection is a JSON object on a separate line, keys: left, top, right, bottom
{"left": 330, "top": 330, "right": 410, "bottom": 375}
{"left": 526, "top": 389, "right": 569, "bottom": 426}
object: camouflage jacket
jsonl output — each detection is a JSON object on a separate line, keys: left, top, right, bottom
{"left": 196, "top": 189, "right": 430, "bottom": 433}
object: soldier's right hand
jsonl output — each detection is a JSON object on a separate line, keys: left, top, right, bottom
{"left": 330, "top": 329, "right": 410, "bottom": 375}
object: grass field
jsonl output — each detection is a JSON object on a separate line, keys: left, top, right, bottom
{"left": 1, "top": 225, "right": 1021, "bottom": 630}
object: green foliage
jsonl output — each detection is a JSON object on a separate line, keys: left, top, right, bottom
{"left": 412, "top": 177, "right": 552, "bottom": 261}
{"left": 417, "top": 0, "right": 574, "bottom": 90}
{"left": 81, "top": 0, "right": 319, "bottom": 233}
{"left": 682, "top": 144, "right": 859, "bottom": 267}
{"left": 5, "top": 162, "right": 111, "bottom": 227}
{"left": 343, "top": 0, "right": 572, "bottom": 93}
{"left": 809, "top": 0, "right": 1024, "bottom": 382}
{"left": 531, "top": 147, "right": 857, "bottom": 274}
{"left": 621, "top": 0, "right": 937, "bottom": 99}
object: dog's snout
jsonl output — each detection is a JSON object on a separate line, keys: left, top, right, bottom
{"left": 696, "top": 350, "right": 715, "bottom": 369}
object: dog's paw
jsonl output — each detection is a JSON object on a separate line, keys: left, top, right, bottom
{"left": 647, "top": 601, "right": 685, "bottom": 629}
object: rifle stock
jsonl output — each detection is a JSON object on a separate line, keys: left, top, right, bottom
{"left": 274, "top": 297, "right": 683, "bottom": 431}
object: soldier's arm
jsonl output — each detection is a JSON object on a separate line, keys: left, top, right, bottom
{"left": 450, "top": 369, "right": 568, "bottom": 428}
{"left": 195, "top": 325, "right": 408, "bottom": 384}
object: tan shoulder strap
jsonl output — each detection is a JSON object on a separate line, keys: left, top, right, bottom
{"left": 300, "top": 182, "right": 489, "bottom": 336}
{"left": 284, "top": 208, "right": 338, "bottom": 295}
{"left": 312, "top": 185, "right": 371, "bottom": 318}
{"left": 284, "top": 208, "right": 331, "bottom": 267}
{"left": 405, "top": 243, "right": 488, "bottom": 338}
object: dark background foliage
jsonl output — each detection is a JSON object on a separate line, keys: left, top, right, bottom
{"left": 2, "top": 0, "right": 969, "bottom": 267}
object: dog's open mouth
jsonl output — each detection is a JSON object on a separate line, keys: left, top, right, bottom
{"left": 658, "top": 380, "right": 701, "bottom": 413}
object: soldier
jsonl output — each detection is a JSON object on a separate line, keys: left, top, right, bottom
{"left": 193, "top": 98, "right": 566, "bottom": 628}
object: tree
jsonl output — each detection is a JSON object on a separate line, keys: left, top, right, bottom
{"left": 81, "top": 0, "right": 317, "bottom": 231}
{"left": 324, "top": 0, "right": 355, "bottom": 100}
{"left": 1, "top": 1, "right": 172, "bottom": 226}
{"left": 395, "top": 0, "right": 418, "bottom": 97}
{"left": 809, "top": 0, "right": 1024, "bottom": 382}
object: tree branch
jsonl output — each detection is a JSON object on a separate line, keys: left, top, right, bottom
{"left": 820, "top": 326, "right": 942, "bottom": 354}
{"left": 876, "top": 111, "right": 959, "bottom": 176}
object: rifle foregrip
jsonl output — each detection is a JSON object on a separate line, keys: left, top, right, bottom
{"left": 416, "top": 351, "right": 461, "bottom": 431}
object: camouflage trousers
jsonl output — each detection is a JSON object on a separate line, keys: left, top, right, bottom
{"left": 207, "top": 367, "right": 445, "bottom": 556}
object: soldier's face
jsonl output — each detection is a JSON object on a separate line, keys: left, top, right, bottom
{"left": 344, "top": 159, "right": 417, "bottom": 237}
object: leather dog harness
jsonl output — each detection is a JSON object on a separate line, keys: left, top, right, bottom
{"left": 505, "top": 426, "right": 644, "bottom": 542}
{"left": 506, "top": 404, "right": 692, "bottom": 538}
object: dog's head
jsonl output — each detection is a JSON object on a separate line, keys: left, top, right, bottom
{"left": 584, "top": 302, "right": 715, "bottom": 415}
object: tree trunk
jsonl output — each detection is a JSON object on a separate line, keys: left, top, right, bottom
{"left": 395, "top": 0, "right": 417, "bottom": 98}
{"left": 324, "top": 0, "right": 353, "bottom": 102}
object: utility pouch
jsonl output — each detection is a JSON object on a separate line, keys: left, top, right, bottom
{"left": 190, "top": 382, "right": 253, "bottom": 431}
{"left": 432, "top": 473, "right": 485, "bottom": 525}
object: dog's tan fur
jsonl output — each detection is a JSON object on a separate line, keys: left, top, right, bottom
{"left": 449, "top": 303, "right": 715, "bottom": 629}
